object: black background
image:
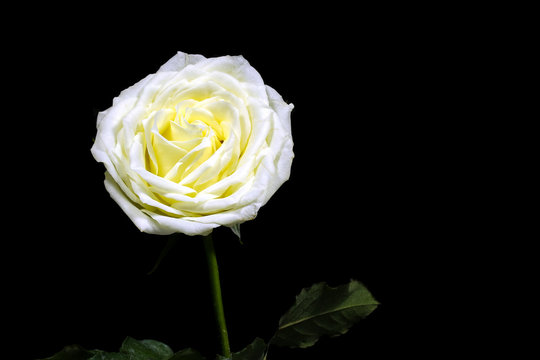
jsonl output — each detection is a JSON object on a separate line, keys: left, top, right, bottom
{"left": 4, "top": 5, "right": 447, "bottom": 360}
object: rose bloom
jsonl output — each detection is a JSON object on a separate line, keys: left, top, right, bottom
{"left": 91, "top": 51, "right": 294, "bottom": 236}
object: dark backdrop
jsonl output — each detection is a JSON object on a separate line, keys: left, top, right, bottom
{"left": 5, "top": 6, "right": 437, "bottom": 359}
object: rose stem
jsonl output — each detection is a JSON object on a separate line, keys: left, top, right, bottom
{"left": 203, "top": 233, "right": 231, "bottom": 358}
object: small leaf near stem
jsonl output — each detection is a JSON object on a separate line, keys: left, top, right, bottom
{"left": 203, "top": 233, "right": 231, "bottom": 358}
{"left": 230, "top": 224, "right": 242, "bottom": 244}
{"left": 147, "top": 235, "right": 179, "bottom": 275}
{"left": 230, "top": 338, "right": 267, "bottom": 360}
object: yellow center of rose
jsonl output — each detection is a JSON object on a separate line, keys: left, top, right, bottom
{"left": 140, "top": 95, "right": 247, "bottom": 195}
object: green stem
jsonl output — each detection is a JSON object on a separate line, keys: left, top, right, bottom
{"left": 203, "top": 233, "right": 231, "bottom": 358}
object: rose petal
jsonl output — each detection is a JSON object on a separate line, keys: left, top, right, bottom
{"left": 103, "top": 172, "right": 166, "bottom": 234}
{"left": 141, "top": 211, "right": 219, "bottom": 236}
{"left": 158, "top": 51, "right": 207, "bottom": 73}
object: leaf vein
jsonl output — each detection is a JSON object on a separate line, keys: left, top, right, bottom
{"left": 278, "top": 303, "right": 377, "bottom": 330}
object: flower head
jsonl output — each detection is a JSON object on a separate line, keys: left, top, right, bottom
{"left": 91, "top": 51, "right": 294, "bottom": 236}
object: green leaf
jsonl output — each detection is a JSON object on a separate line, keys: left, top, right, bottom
{"left": 271, "top": 280, "right": 379, "bottom": 348}
{"left": 88, "top": 352, "right": 128, "bottom": 360}
{"left": 231, "top": 338, "right": 266, "bottom": 360}
{"left": 119, "top": 337, "right": 174, "bottom": 360}
{"left": 40, "top": 338, "right": 177, "bottom": 360}
{"left": 216, "top": 338, "right": 267, "bottom": 360}
{"left": 38, "top": 345, "right": 95, "bottom": 360}
{"left": 168, "top": 348, "right": 206, "bottom": 360}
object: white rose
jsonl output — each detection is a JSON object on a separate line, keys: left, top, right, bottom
{"left": 91, "top": 51, "right": 294, "bottom": 236}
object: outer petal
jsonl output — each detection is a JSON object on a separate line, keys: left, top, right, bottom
{"left": 261, "top": 86, "right": 294, "bottom": 205}
{"left": 103, "top": 172, "right": 167, "bottom": 234}
{"left": 158, "top": 51, "right": 207, "bottom": 72}
{"left": 266, "top": 85, "right": 294, "bottom": 134}
{"left": 142, "top": 212, "right": 219, "bottom": 236}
